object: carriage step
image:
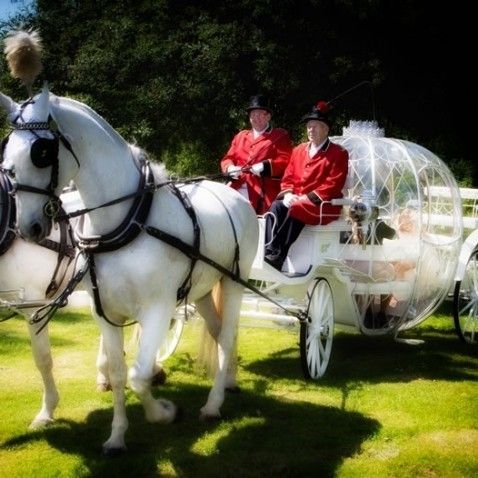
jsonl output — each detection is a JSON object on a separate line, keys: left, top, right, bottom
{"left": 281, "top": 266, "right": 313, "bottom": 278}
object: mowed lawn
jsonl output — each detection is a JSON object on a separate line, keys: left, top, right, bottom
{"left": 0, "top": 305, "right": 476, "bottom": 477}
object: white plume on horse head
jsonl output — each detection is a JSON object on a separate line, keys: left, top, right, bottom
{"left": 4, "top": 30, "right": 43, "bottom": 95}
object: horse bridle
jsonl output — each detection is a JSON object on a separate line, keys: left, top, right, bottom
{"left": 1, "top": 100, "right": 80, "bottom": 222}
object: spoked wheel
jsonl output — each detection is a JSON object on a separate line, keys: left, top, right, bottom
{"left": 300, "top": 278, "right": 334, "bottom": 379}
{"left": 155, "top": 305, "right": 191, "bottom": 362}
{"left": 453, "top": 248, "right": 478, "bottom": 344}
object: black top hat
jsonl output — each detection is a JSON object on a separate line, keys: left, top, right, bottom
{"left": 301, "top": 100, "right": 331, "bottom": 126}
{"left": 246, "top": 94, "right": 272, "bottom": 113}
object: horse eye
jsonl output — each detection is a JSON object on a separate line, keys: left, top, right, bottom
{"left": 5, "top": 168, "right": 16, "bottom": 180}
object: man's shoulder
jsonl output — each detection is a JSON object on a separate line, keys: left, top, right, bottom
{"left": 328, "top": 140, "right": 349, "bottom": 157}
{"left": 293, "top": 142, "right": 308, "bottom": 153}
{"left": 231, "top": 129, "right": 252, "bottom": 142}
{"left": 328, "top": 140, "right": 347, "bottom": 152}
{"left": 269, "top": 127, "right": 290, "bottom": 138}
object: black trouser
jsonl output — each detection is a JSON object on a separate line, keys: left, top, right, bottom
{"left": 264, "top": 200, "right": 305, "bottom": 264}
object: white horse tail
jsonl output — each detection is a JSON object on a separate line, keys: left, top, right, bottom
{"left": 196, "top": 281, "right": 238, "bottom": 379}
{"left": 197, "top": 282, "right": 221, "bottom": 376}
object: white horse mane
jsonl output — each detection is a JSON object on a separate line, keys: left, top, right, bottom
{"left": 52, "top": 95, "right": 127, "bottom": 145}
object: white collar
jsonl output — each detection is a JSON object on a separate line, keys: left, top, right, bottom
{"left": 308, "top": 138, "right": 327, "bottom": 157}
{"left": 252, "top": 124, "right": 269, "bottom": 139}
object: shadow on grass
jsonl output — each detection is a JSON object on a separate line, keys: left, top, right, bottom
{"left": 0, "top": 309, "right": 88, "bottom": 325}
{"left": 244, "top": 330, "right": 478, "bottom": 385}
{"left": 0, "top": 310, "right": 96, "bottom": 356}
{"left": 1, "top": 383, "right": 379, "bottom": 477}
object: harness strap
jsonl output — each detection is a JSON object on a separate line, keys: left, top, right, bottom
{"left": 197, "top": 186, "right": 242, "bottom": 278}
{"left": 143, "top": 224, "right": 306, "bottom": 321}
{"left": 0, "top": 170, "right": 16, "bottom": 256}
{"left": 88, "top": 252, "right": 136, "bottom": 328}
{"left": 38, "top": 216, "right": 76, "bottom": 298}
{"left": 29, "top": 254, "right": 89, "bottom": 334}
{"left": 0, "top": 311, "right": 18, "bottom": 322}
{"left": 169, "top": 184, "right": 200, "bottom": 301}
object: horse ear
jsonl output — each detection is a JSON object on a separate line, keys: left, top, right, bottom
{"left": 0, "top": 92, "right": 19, "bottom": 115}
{"left": 35, "top": 84, "right": 50, "bottom": 120}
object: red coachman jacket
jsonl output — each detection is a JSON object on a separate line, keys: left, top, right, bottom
{"left": 220, "top": 127, "right": 292, "bottom": 214}
{"left": 280, "top": 139, "right": 349, "bottom": 225}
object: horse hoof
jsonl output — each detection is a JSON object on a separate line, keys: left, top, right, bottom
{"left": 225, "top": 385, "right": 241, "bottom": 394}
{"left": 199, "top": 412, "right": 221, "bottom": 422}
{"left": 29, "top": 417, "right": 54, "bottom": 429}
{"left": 102, "top": 446, "right": 126, "bottom": 457}
{"left": 151, "top": 368, "right": 167, "bottom": 386}
{"left": 97, "top": 382, "right": 112, "bottom": 392}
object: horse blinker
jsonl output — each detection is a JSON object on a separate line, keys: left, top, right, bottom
{"left": 30, "top": 137, "right": 59, "bottom": 169}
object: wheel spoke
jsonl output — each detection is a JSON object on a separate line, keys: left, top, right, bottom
{"left": 301, "top": 279, "right": 334, "bottom": 379}
{"left": 455, "top": 251, "right": 478, "bottom": 345}
{"left": 459, "top": 299, "right": 475, "bottom": 316}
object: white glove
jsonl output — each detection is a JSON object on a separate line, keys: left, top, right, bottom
{"left": 283, "top": 193, "right": 295, "bottom": 207}
{"left": 250, "top": 162, "right": 264, "bottom": 176}
{"left": 227, "top": 165, "right": 242, "bottom": 180}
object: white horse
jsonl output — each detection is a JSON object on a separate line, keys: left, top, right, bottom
{"left": 0, "top": 86, "right": 259, "bottom": 453}
{"left": 0, "top": 170, "right": 74, "bottom": 428}
{"left": 0, "top": 172, "right": 169, "bottom": 430}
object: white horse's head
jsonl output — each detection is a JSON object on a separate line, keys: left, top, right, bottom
{"left": 1, "top": 86, "right": 78, "bottom": 241}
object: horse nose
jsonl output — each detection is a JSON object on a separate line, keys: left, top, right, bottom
{"left": 29, "top": 220, "right": 50, "bottom": 242}
{"left": 31, "top": 221, "right": 44, "bottom": 240}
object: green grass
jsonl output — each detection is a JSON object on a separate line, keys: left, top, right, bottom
{"left": 0, "top": 307, "right": 477, "bottom": 477}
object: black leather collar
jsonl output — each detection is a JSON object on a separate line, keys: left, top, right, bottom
{"left": 75, "top": 160, "right": 155, "bottom": 253}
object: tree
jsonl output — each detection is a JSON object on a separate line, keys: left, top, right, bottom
{"left": 0, "top": 0, "right": 472, "bottom": 182}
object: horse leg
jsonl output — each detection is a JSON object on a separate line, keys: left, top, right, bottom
{"left": 96, "top": 335, "right": 111, "bottom": 392}
{"left": 128, "top": 304, "right": 177, "bottom": 424}
{"left": 97, "top": 329, "right": 167, "bottom": 393}
{"left": 96, "top": 321, "right": 129, "bottom": 454}
{"left": 199, "top": 277, "right": 243, "bottom": 420}
{"left": 27, "top": 323, "right": 59, "bottom": 428}
{"left": 130, "top": 323, "right": 167, "bottom": 386}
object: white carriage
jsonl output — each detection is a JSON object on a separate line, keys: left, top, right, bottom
{"left": 240, "top": 120, "right": 478, "bottom": 379}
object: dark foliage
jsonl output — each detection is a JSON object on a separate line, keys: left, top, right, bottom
{"left": 0, "top": 0, "right": 473, "bottom": 182}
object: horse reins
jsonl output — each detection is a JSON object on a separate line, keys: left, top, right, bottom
{"left": 3, "top": 107, "right": 309, "bottom": 332}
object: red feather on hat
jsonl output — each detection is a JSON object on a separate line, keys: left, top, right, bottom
{"left": 316, "top": 100, "right": 329, "bottom": 112}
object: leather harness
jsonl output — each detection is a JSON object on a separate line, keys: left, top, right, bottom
{"left": 0, "top": 169, "right": 75, "bottom": 299}
{"left": 2, "top": 101, "right": 304, "bottom": 332}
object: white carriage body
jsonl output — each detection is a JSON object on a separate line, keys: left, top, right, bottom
{"left": 248, "top": 121, "right": 464, "bottom": 337}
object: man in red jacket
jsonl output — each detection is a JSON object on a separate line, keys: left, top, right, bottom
{"left": 220, "top": 94, "right": 292, "bottom": 214}
{"left": 264, "top": 100, "right": 349, "bottom": 271}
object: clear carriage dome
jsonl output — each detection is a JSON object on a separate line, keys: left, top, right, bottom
{"left": 332, "top": 120, "right": 462, "bottom": 330}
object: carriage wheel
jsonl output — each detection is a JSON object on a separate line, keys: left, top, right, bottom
{"left": 155, "top": 305, "right": 190, "bottom": 362}
{"left": 453, "top": 248, "right": 478, "bottom": 344}
{"left": 300, "top": 278, "right": 334, "bottom": 379}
